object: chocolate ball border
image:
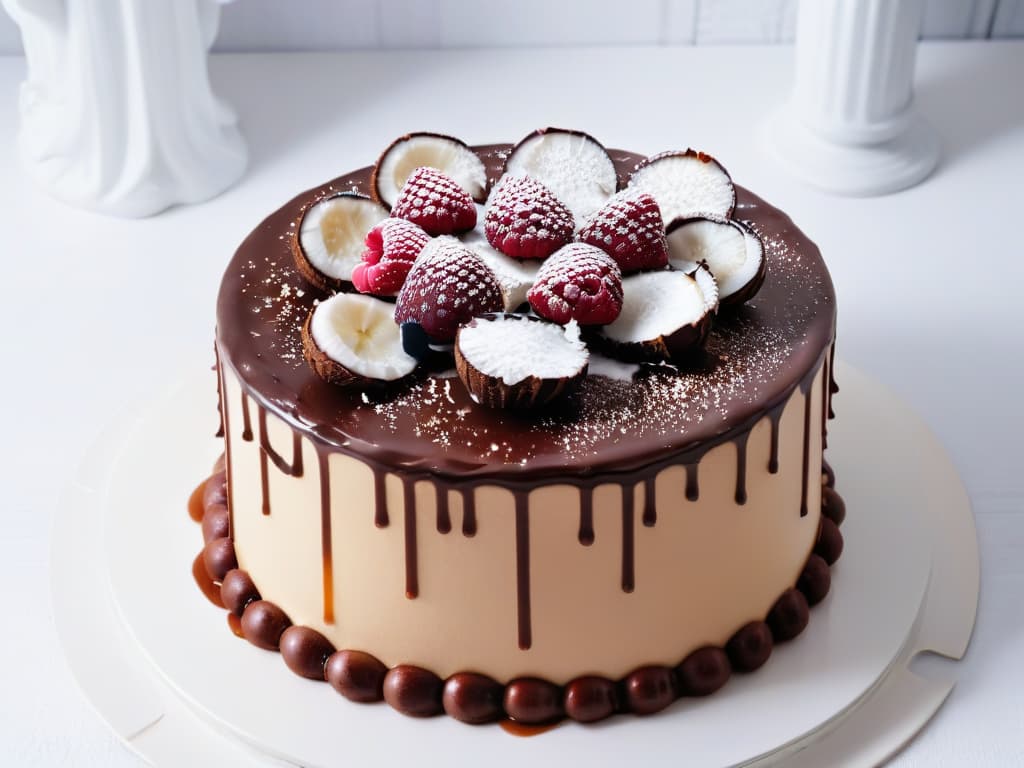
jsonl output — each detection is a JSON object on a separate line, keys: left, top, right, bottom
{"left": 195, "top": 464, "right": 844, "bottom": 726}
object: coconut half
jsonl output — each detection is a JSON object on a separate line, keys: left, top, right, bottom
{"left": 594, "top": 266, "right": 719, "bottom": 363}
{"left": 666, "top": 215, "right": 766, "bottom": 305}
{"left": 372, "top": 132, "right": 488, "bottom": 207}
{"left": 293, "top": 193, "right": 389, "bottom": 291}
{"left": 455, "top": 314, "right": 589, "bottom": 409}
{"left": 628, "top": 150, "right": 736, "bottom": 223}
{"left": 502, "top": 128, "right": 618, "bottom": 223}
{"left": 302, "top": 293, "right": 417, "bottom": 386}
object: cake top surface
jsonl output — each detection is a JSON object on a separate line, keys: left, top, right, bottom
{"left": 217, "top": 143, "right": 835, "bottom": 481}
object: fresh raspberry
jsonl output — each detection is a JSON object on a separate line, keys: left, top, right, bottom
{"left": 351, "top": 219, "right": 430, "bottom": 296}
{"left": 577, "top": 190, "right": 668, "bottom": 273}
{"left": 390, "top": 167, "right": 477, "bottom": 236}
{"left": 484, "top": 176, "right": 574, "bottom": 259}
{"left": 527, "top": 243, "right": 623, "bottom": 326}
{"left": 394, "top": 239, "right": 504, "bottom": 342}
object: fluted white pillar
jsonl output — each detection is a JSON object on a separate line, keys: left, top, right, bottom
{"left": 3, "top": 0, "right": 248, "bottom": 217}
{"left": 769, "top": 0, "right": 940, "bottom": 196}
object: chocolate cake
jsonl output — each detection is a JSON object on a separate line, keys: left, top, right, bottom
{"left": 194, "top": 129, "right": 845, "bottom": 726}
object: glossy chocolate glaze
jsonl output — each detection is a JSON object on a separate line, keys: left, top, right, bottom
{"left": 216, "top": 145, "right": 836, "bottom": 482}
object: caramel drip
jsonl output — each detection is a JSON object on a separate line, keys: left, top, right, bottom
{"left": 240, "top": 391, "right": 253, "bottom": 442}
{"left": 318, "top": 451, "right": 335, "bottom": 624}
{"left": 188, "top": 479, "right": 206, "bottom": 523}
{"left": 461, "top": 488, "right": 477, "bottom": 537}
{"left": 800, "top": 387, "right": 812, "bottom": 518}
{"left": 685, "top": 463, "right": 700, "bottom": 501}
{"left": 373, "top": 469, "right": 389, "bottom": 528}
{"left": 192, "top": 553, "right": 225, "bottom": 609}
{"left": 768, "top": 408, "right": 782, "bottom": 474}
{"left": 216, "top": 355, "right": 235, "bottom": 537}
{"left": 499, "top": 720, "right": 561, "bottom": 738}
{"left": 642, "top": 477, "right": 657, "bottom": 527}
{"left": 404, "top": 479, "right": 418, "bottom": 599}
{"left": 828, "top": 342, "right": 839, "bottom": 419}
{"left": 435, "top": 486, "right": 451, "bottom": 534}
{"left": 578, "top": 486, "right": 594, "bottom": 546}
{"left": 621, "top": 484, "right": 635, "bottom": 594}
{"left": 734, "top": 434, "right": 750, "bottom": 505}
{"left": 515, "top": 492, "right": 531, "bottom": 650}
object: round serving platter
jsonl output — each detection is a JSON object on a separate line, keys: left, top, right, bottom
{"left": 52, "top": 361, "right": 978, "bottom": 767}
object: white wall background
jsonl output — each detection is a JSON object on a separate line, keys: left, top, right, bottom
{"left": 0, "top": 0, "right": 1022, "bottom": 54}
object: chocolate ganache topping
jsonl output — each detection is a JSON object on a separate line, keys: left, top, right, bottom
{"left": 216, "top": 145, "right": 836, "bottom": 481}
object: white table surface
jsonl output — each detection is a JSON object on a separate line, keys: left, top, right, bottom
{"left": 0, "top": 40, "right": 1021, "bottom": 767}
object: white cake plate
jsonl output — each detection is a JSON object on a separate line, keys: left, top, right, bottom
{"left": 52, "top": 361, "right": 978, "bottom": 767}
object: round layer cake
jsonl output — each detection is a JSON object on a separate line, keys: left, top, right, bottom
{"left": 205, "top": 134, "right": 842, "bottom": 724}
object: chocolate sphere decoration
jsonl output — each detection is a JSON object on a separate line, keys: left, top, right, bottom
{"left": 383, "top": 665, "right": 444, "bottom": 717}
{"left": 726, "top": 621, "right": 773, "bottom": 672}
{"left": 624, "top": 666, "right": 677, "bottom": 715}
{"left": 821, "top": 460, "right": 835, "bottom": 489}
{"left": 201, "top": 502, "right": 229, "bottom": 543}
{"left": 564, "top": 676, "right": 618, "bottom": 723}
{"left": 815, "top": 517, "right": 844, "bottom": 565}
{"left": 676, "top": 646, "right": 731, "bottom": 697}
{"left": 220, "top": 569, "right": 260, "bottom": 616}
{"left": 326, "top": 650, "right": 387, "bottom": 703}
{"left": 202, "top": 536, "right": 237, "bottom": 581}
{"left": 281, "top": 626, "right": 335, "bottom": 680}
{"left": 822, "top": 486, "right": 846, "bottom": 526}
{"left": 797, "top": 554, "right": 832, "bottom": 606}
{"left": 442, "top": 672, "right": 504, "bottom": 724}
{"left": 240, "top": 600, "right": 291, "bottom": 650}
{"left": 504, "top": 678, "right": 564, "bottom": 724}
{"left": 767, "top": 588, "right": 810, "bottom": 642}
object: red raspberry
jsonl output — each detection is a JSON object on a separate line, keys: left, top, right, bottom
{"left": 484, "top": 176, "right": 574, "bottom": 259}
{"left": 578, "top": 190, "right": 668, "bottom": 273}
{"left": 394, "top": 239, "right": 504, "bottom": 343}
{"left": 390, "top": 167, "right": 477, "bottom": 236}
{"left": 527, "top": 243, "right": 623, "bottom": 326}
{"left": 351, "top": 218, "right": 430, "bottom": 296}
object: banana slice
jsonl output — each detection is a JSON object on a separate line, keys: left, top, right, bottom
{"left": 293, "top": 193, "right": 389, "bottom": 290}
{"left": 628, "top": 150, "right": 735, "bottom": 223}
{"left": 503, "top": 128, "right": 618, "bottom": 223}
{"left": 666, "top": 215, "right": 766, "bottom": 305}
{"left": 373, "top": 133, "right": 488, "bottom": 207}
{"left": 302, "top": 293, "right": 417, "bottom": 386}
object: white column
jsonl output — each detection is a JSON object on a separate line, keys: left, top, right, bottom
{"left": 769, "top": 0, "right": 940, "bottom": 196}
{"left": 3, "top": 0, "right": 247, "bottom": 217}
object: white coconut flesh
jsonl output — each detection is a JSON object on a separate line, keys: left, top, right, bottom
{"left": 458, "top": 318, "right": 588, "bottom": 386}
{"left": 603, "top": 270, "right": 718, "bottom": 344}
{"left": 460, "top": 228, "right": 541, "bottom": 310}
{"left": 299, "top": 196, "right": 388, "bottom": 281}
{"left": 376, "top": 135, "right": 487, "bottom": 206}
{"left": 629, "top": 154, "right": 734, "bottom": 222}
{"left": 310, "top": 293, "right": 417, "bottom": 381}
{"left": 503, "top": 131, "right": 617, "bottom": 223}
{"left": 667, "top": 218, "right": 762, "bottom": 300}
